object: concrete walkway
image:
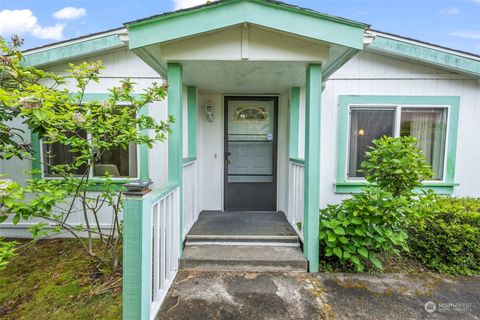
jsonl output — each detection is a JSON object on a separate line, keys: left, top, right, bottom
{"left": 157, "top": 271, "right": 479, "bottom": 320}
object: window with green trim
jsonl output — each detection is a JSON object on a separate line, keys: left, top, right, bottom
{"left": 336, "top": 95, "right": 460, "bottom": 194}
{"left": 32, "top": 93, "right": 149, "bottom": 182}
{"left": 41, "top": 132, "right": 139, "bottom": 179}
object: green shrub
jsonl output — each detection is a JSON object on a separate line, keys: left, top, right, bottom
{"left": 405, "top": 197, "right": 480, "bottom": 275}
{"left": 320, "top": 187, "right": 409, "bottom": 271}
{"left": 361, "top": 136, "right": 433, "bottom": 196}
{"left": 320, "top": 136, "right": 429, "bottom": 271}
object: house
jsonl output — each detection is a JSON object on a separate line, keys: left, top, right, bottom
{"left": 2, "top": 0, "right": 480, "bottom": 319}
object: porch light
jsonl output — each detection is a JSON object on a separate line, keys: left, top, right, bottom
{"left": 358, "top": 129, "right": 365, "bottom": 136}
{"left": 205, "top": 101, "right": 214, "bottom": 122}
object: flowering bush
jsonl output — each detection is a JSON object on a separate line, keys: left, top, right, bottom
{"left": 0, "top": 36, "right": 172, "bottom": 273}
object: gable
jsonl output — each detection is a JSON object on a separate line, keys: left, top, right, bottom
{"left": 158, "top": 25, "right": 330, "bottom": 62}
{"left": 126, "top": 0, "right": 368, "bottom": 50}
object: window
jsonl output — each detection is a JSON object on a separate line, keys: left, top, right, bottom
{"left": 348, "top": 106, "right": 447, "bottom": 180}
{"left": 94, "top": 143, "right": 138, "bottom": 178}
{"left": 348, "top": 109, "right": 395, "bottom": 178}
{"left": 42, "top": 131, "right": 88, "bottom": 177}
{"left": 400, "top": 108, "right": 447, "bottom": 180}
{"left": 337, "top": 95, "right": 460, "bottom": 194}
{"left": 42, "top": 138, "right": 138, "bottom": 178}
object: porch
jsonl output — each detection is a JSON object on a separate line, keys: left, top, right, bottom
{"left": 121, "top": 1, "right": 368, "bottom": 319}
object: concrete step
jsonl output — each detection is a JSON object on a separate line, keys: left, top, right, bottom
{"left": 185, "top": 234, "right": 300, "bottom": 246}
{"left": 180, "top": 245, "right": 307, "bottom": 272}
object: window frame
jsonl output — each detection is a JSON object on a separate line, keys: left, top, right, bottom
{"left": 336, "top": 95, "right": 460, "bottom": 194}
{"left": 30, "top": 93, "right": 150, "bottom": 188}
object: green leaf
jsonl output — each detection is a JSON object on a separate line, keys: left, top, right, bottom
{"left": 369, "top": 255, "right": 383, "bottom": 270}
{"left": 351, "top": 217, "right": 363, "bottom": 224}
{"left": 333, "top": 247, "right": 342, "bottom": 259}
{"left": 339, "top": 236, "right": 348, "bottom": 244}
{"left": 12, "top": 215, "right": 20, "bottom": 225}
{"left": 350, "top": 255, "right": 360, "bottom": 265}
{"left": 357, "top": 247, "right": 369, "bottom": 258}
{"left": 354, "top": 228, "right": 365, "bottom": 236}
{"left": 327, "top": 232, "right": 337, "bottom": 242}
{"left": 334, "top": 226, "right": 346, "bottom": 235}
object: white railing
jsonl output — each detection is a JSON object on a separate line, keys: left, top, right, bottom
{"left": 182, "top": 159, "right": 197, "bottom": 239}
{"left": 287, "top": 159, "right": 304, "bottom": 241}
{"left": 150, "top": 186, "right": 181, "bottom": 319}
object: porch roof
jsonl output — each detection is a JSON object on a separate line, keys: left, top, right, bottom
{"left": 124, "top": 0, "right": 369, "bottom": 88}
{"left": 125, "top": 0, "right": 369, "bottom": 50}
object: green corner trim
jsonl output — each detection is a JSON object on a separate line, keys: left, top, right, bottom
{"left": 30, "top": 132, "right": 42, "bottom": 179}
{"left": 289, "top": 87, "right": 300, "bottom": 159}
{"left": 139, "top": 105, "right": 150, "bottom": 180}
{"left": 127, "top": 0, "right": 366, "bottom": 50}
{"left": 187, "top": 86, "right": 197, "bottom": 159}
{"left": 304, "top": 64, "right": 322, "bottom": 273}
{"left": 336, "top": 95, "right": 460, "bottom": 195}
{"left": 368, "top": 36, "right": 480, "bottom": 77}
{"left": 167, "top": 63, "right": 184, "bottom": 253}
{"left": 23, "top": 34, "right": 125, "bottom": 67}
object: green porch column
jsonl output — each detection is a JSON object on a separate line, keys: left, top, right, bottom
{"left": 304, "top": 64, "right": 322, "bottom": 272}
{"left": 289, "top": 87, "right": 300, "bottom": 159}
{"left": 167, "top": 63, "right": 184, "bottom": 251}
{"left": 187, "top": 86, "right": 197, "bottom": 159}
{"left": 123, "top": 196, "right": 152, "bottom": 320}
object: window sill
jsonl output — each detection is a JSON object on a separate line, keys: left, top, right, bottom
{"left": 335, "top": 181, "right": 458, "bottom": 195}
{"left": 42, "top": 176, "right": 138, "bottom": 191}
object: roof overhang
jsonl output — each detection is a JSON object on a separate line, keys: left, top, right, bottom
{"left": 366, "top": 30, "right": 480, "bottom": 77}
{"left": 22, "top": 28, "right": 128, "bottom": 67}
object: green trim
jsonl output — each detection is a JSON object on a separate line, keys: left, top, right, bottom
{"left": 304, "top": 64, "right": 322, "bottom": 273}
{"left": 123, "top": 194, "right": 153, "bottom": 320}
{"left": 335, "top": 182, "right": 458, "bottom": 195}
{"left": 30, "top": 132, "right": 42, "bottom": 179}
{"left": 183, "top": 157, "right": 197, "bottom": 164}
{"left": 127, "top": 0, "right": 366, "bottom": 50}
{"left": 336, "top": 95, "right": 460, "bottom": 195}
{"left": 23, "top": 34, "right": 125, "bottom": 67}
{"left": 368, "top": 36, "right": 480, "bottom": 77}
{"left": 289, "top": 87, "right": 300, "bottom": 159}
{"left": 167, "top": 63, "right": 184, "bottom": 253}
{"left": 138, "top": 106, "right": 150, "bottom": 180}
{"left": 187, "top": 86, "right": 197, "bottom": 159}
{"left": 146, "top": 183, "right": 180, "bottom": 204}
{"left": 289, "top": 158, "right": 304, "bottom": 165}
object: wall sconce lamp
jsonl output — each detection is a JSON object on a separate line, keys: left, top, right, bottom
{"left": 358, "top": 129, "right": 365, "bottom": 136}
{"left": 205, "top": 101, "right": 214, "bottom": 122}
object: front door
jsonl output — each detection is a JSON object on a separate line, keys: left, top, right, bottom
{"left": 224, "top": 96, "right": 278, "bottom": 211}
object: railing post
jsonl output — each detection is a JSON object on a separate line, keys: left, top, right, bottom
{"left": 123, "top": 194, "right": 152, "bottom": 320}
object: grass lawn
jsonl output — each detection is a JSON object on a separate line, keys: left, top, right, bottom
{"left": 0, "top": 239, "right": 121, "bottom": 320}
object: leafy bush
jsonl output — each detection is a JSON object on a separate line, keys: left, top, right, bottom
{"left": 320, "top": 136, "right": 430, "bottom": 271}
{"left": 361, "top": 136, "right": 433, "bottom": 196}
{"left": 405, "top": 197, "right": 480, "bottom": 275}
{"left": 320, "top": 187, "right": 409, "bottom": 271}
